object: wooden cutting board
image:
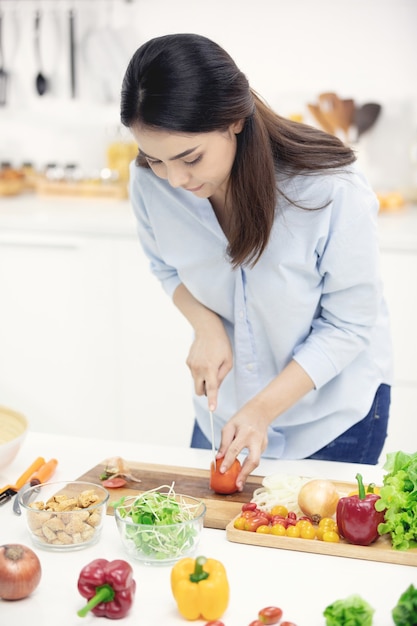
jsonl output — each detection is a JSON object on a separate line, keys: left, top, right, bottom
{"left": 76, "top": 460, "right": 264, "bottom": 530}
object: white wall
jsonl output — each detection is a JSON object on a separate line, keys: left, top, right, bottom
{"left": 0, "top": 0, "right": 416, "bottom": 190}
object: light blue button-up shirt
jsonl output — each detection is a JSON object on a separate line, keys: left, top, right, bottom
{"left": 129, "top": 162, "right": 393, "bottom": 459}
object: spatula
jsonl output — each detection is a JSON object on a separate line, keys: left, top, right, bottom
{"left": 0, "top": 11, "right": 8, "bottom": 106}
{"left": 354, "top": 103, "right": 382, "bottom": 141}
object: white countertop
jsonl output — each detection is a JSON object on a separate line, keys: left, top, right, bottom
{"left": 0, "top": 194, "right": 136, "bottom": 239}
{"left": 1, "top": 194, "right": 417, "bottom": 251}
{"left": 0, "top": 431, "right": 415, "bottom": 625}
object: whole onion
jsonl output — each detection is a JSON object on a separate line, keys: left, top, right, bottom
{"left": 0, "top": 544, "right": 42, "bottom": 600}
{"left": 297, "top": 479, "right": 340, "bottom": 523}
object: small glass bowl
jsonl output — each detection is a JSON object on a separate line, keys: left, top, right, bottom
{"left": 114, "top": 492, "right": 206, "bottom": 566}
{"left": 18, "top": 480, "right": 109, "bottom": 551}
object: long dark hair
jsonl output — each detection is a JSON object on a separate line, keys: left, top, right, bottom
{"left": 121, "top": 33, "right": 356, "bottom": 267}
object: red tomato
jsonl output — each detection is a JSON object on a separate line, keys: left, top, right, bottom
{"left": 258, "top": 606, "right": 283, "bottom": 624}
{"left": 205, "top": 622, "right": 226, "bottom": 626}
{"left": 281, "top": 622, "right": 297, "bottom": 626}
{"left": 210, "top": 458, "right": 241, "bottom": 494}
{"left": 249, "top": 621, "right": 265, "bottom": 626}
{"left": 101, "top": 477, "right": 127, "bottom": 488}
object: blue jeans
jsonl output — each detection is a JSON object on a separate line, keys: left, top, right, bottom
{"left": 190, "top": 384, "right": 391, "bottom": 465}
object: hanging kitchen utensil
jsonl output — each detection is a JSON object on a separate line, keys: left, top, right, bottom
{"left": 340, "top": 98, "right": 356, "bottom": 142}
{"left": 69, "top": 8, "right": 76, "bottom": 98}
{"left": 354, "top": 102, "right": 382, "bottom": 141}
{"left": 318, "top": 92, "right": 344, "bottom": 137}
{"left": 0, "top": 11, "right": 8, "bottom": 106}
{"left": 34, "top": 10, "right": 48, "bottom": 96}
{"left": 307, "top": 102, "right": 335, "bottom": 135}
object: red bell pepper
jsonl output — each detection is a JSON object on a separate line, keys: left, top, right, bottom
{"left": 77, "top": 558, "right": 136, "bottom": 619}
{"left": 336, "top": 473, "right": 385, "bottom": 546}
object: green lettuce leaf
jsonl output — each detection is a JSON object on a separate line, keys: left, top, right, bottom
{"left": 392, "top": 584, "right": 417, "bottom": 626}
{"left": 376, "top": 451, "right": 417, "bottom": 550}
{"left": 323, "top": 594, "right": 374, "bottom": 626}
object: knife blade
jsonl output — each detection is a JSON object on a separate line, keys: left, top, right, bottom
{"left": 209, "top": 409, "right": 217, "bottom": 468}
{"left": 13, "top": 458, "right": 58, "bottom": 515}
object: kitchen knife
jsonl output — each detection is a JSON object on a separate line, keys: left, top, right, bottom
{"left": 13, "top": 457, "right": 58, "bottom": 515}
{"left": 209, "top": 409, "right": 217, "bottom": 468}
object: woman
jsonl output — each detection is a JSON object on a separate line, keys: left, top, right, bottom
{"left": 120, "top": 33, "right": 392, "bottom": 490}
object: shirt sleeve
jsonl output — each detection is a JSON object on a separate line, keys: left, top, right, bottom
{"left": 292, "top": 171, "right": 383, "bottom": 389}
{"left": 129, "top": 162, "right": 182, "bottom": 299}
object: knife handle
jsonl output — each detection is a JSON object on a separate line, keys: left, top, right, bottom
{"left": 14, "top": 457, "right": 46, "bottom": 490}
{"left": 30, "top": 458, "right": 58, "bottom": 486}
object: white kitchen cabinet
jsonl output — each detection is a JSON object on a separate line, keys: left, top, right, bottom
{"left": 0, "top": 232, "right": 119, "bottom": 439}
{"left": 0, "top": 224, "right": 194, "bottom": 446}
{"left": 379, "top": 250, "right": 417, "bottom": 385}
{"left": 115, "top": 240, "right": 194, "bottom": 447}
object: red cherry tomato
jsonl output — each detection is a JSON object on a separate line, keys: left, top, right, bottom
{"left": 101, "top": 477, "right": 127, "bottom": 488}
{"left": 249, "top": 621, "right": 265, "bottom": 626}
{"left": 210, "top": 457, "right": 241, "bottom": 494}
{"left": 258, "top": 606, "right": 283, "bottom": 624}
{"left": 244, "top": 514, "right": 270, "bottom": 532}
{"left": 281, "top": 622, "right": 297, "bottom": 626}
{"left": 242, "top": 502, "right": 258, "bottom": 512}
{"left": 205, "top": 622, "right": 226, "bottom": 626}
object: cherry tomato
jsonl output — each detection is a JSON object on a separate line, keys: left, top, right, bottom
{"left": 322, "top": 530, "right": 340, "bottom": 543}
{"left": 258, "top": 606, "right": 283, "bottom": 624}
{"left": 281, "top": 622, "right": 298, "bottom": 626}
{"left": 286, "top": 525, "right": 301, "bottom": 538}
{"left": 270, "top": 504, "right": 288, "bottom": 517}
{"left": 233, "top": 516, "right": 246, "bottom": 530}
{"left": 210, "top": 458, "right": 241, "bottom": 494}
{"left": 242, "top": 502, "right": 258, "bottom": 512}
{"left": 300, "top": 524, "right": 316, "bottom": 540}
{"left": 101, "top": 477, "right": 127, "bottom": 488}
{"left": 205, "top": 622, "right": 226, "bottom": 626}
{"left": 255, "top": 524, "right": 271, "bottom": 534}
{"left": 249, "top": 621, "right": 265, "bottom": 626}
{"left": 270, "top": 523, "right": 286, "bottom": 536}
{"left": 244, "top": 515, "right": 270, "bottom": 532}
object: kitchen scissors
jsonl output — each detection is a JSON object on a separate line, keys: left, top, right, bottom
{"left": 0, "top": 457, "right": 58, "bottom": 506}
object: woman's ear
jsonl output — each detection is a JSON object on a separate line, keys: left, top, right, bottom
{"left": 231, "top": 119, "right": 245, "bottom": 134}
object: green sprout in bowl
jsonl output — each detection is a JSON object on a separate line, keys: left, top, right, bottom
{"left": 112, "top": 484, "right": 206, "bottom": 561}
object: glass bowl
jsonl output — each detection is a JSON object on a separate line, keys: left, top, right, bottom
{"left": 18, "top": 480, "right": 109, "bottom": 551}
{"left": 114, "top": 490, "right": 206, "bottom": 565}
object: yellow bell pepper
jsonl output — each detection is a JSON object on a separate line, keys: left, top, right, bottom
{"left": 171, "top": 555, "right": 229, "bottom": 621}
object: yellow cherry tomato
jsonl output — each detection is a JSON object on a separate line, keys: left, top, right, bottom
{"left": 270, "top": 523, "right": 287, "bottom": 537}
{"left": 318, "top": 517, "right": 337, "bottom": 531}
{"left": 271, "top": 505, "right": 289, "bottom": 517}
{"left": 286, "top": 525, "right": 301, "bottom": 538}
{"left": 256, "top": 524, "right": 271, "bottom": 534}
{"left": 233, "top": 516, "right": 246, "bottom": 530}
{"left": 300, "top": 524, "right": 317, "bottom": 540}
{"left": 322, "top": 530, "right": 340, "bottom": 543}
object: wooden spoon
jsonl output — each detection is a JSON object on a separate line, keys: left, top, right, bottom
{"left": 307, "top": 103, "right": 335, "bottom": 135}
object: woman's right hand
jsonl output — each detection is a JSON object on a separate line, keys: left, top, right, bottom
{"left": 186, "top": 315, "right": 233, "bottom": 411}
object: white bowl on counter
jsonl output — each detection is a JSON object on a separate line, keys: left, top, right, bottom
{"left": 0, "top": 406, "right": 28, "bottom": 470}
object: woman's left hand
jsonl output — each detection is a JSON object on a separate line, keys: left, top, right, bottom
{"left": 216, "top": 407, "right": 269, "bottom": 490}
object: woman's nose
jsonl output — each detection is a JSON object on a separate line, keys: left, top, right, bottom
{"left": 166, "top": 165, "right": 190, "bottom": 188}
